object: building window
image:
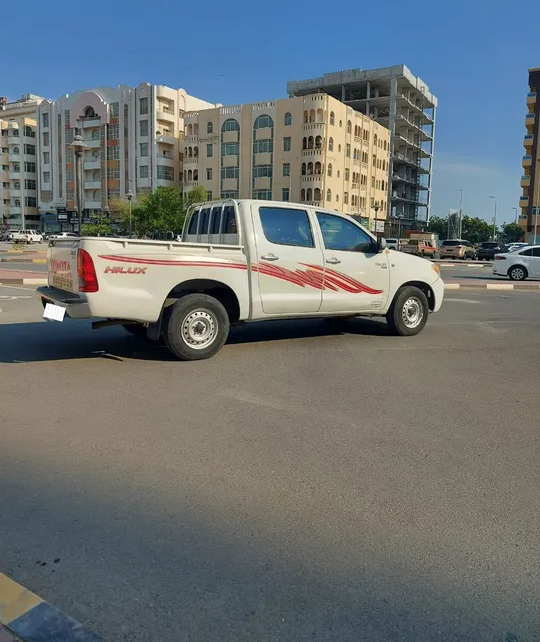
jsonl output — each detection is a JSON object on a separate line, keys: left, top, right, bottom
{"left": 282, "top": 188, "right": 290, "bottom": 201}
{"left": 327, "top": 163, "right": 332, "bottom": 177}
{"left": 206, "top": 168, "right": 212, "bottom": 180}
{"left": 207, "top": 122, "right": 213, "bottom": 134}
{"left": 328, "top": 137, "right": 333, "bottom": 152}
{"left": 207, "top": 143, "right": 213, "bottom": 157}
{"left": 314, "top": 187, "right": 321, "bottom": 201}
{"left": 207, "top": 190, "right": 212, "bottom": 201}
{"left": 157, "top": 165, "right": 174, "bottom": 180}
{"left": 222, "top": 142, "right": 239, "bottom": 156}
{"left": 300, "top": 188, "right": 305, "bottom": 201}
{"left": 110, "top": 102, "right": 119, "bottom": 118}
{"left": 345, "top": 168, "right": 349, "bottom": 181}
{"left": 140, "top": 120, "right": 149, "bottom": 137}
{"left": 252, "top": 189, "right": 273, "bottom": 200}
{"left": 25, "top": 196, "right": 37, "bottom": 207}
{"left": 253, "top": 139, "right": 273, "bottom": 154}
{"left": 284, "top": 112, "right": 292, "bottom": 126}
{"left": 12, "top": 147, "right": 20, "bottom": 155}
{"left": 336, "top": 194, "right": 339, "bottom": 202}
{"left": 283, "top": 163, "right": 290, "bottom": 177}
{"left": 222, "top": 118, "right": 240, "bottom": 132}
{"left": 344, "top": 192, "right": 348, "bottom": 204}
{"left": 43, "top": 132, "right": 49, "bottom": 147}
{"left": 347, "top": 120, "right": 352, "bottom": 134}
{"left": 24, "top": 144, "right": 36, "bottom": 155}
{"left": 315, "top": 135, "right": 322, "bottom": 149}
{"left": 25, "top": 179, "right": 37, "bottom": 190}
{"left": 140, "top": 97, "right": 149, "bottom": 115}
{"left": 221, "top": 166, "right": 239, "bottom": 179}
{"left": 326, "top": 188, "right": 331, "bottom": 202}
{"left": 330, "top": 111, "right": 335, "bottom": 126}
{"left": 106, "top": 168, "right": 119, "bottom": 179}
{"left": 339, "top": 120, "right": 342, "bottom": 128}
{"left": 140, "top": 142, "right": 148, "bottom": 157}
{"left": 24, "top": 162, "right": 36, "bottom": 173}
{"left": 107, "top": 124, "right": 119, "bottom": 140}
{"left": 283, "top": 137, "right": 291, "bottom": 152}
{"left": 346, "top": 144, "right": 350, "bottom": 158}
{"left": 42, "top": 112, "right": 49, "bottom": 128}
{"left": 107, "top": 147, "right": 120, "bottom": 160}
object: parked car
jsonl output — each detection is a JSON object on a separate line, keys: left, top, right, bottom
{"left": 49, "top": 232, "right": 78, "bottom": 240}
{"left": 506, "top": 242, "right": 528, "bottom": 253}
{"left": 39, "top": 199, "right": 444, "bottom": 360}
{"left": 476, "top": 241, "right": 506, "bottom": 261}
{"left": 0, "top": 231, "right": 13, "bottom": 241}
{"left": 385, "top": 238, "right": 399, "bottom": 251}
{"left": 401, "top": 239, "right": 436, "bottom": 259}
{"left": 11, "top": 230, "right": 43, "bottom": 244}
{"left": 439, "top": 239, "right": 476, "bottom": 260}
{"left": 492, "top": 245, "right": 540, "bottom": 280}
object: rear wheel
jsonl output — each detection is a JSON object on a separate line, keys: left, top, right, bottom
{"left": 386, "top": 286, "right": 429, "bottom": 336}
{"left": 163, "top": 293, "right": 230, "bottom": 361}
{"left": 508, "top": 265, "right": 528, "bottom": 281}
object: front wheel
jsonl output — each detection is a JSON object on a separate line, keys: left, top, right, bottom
{"left": 386, "top": 286, "right": 429, "bottom": 336}
{"left": 163, "top": 293, "right": 230, "bottom": 360}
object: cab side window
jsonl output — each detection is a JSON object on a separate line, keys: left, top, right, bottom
{"left": 187, "top": 210, "right": 200, "bottom": 235}
{"left": 316, "top": 212, "right": 373, "bottom": 253}
{"left": 221, "top": 205, "right": 239, "bottom": 244}
{"left": 259, "top": 206, "right": 314, "bottom": 248}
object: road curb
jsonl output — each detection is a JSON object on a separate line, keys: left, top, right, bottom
{"left": 0, "top": 572, "right": 102, "bottom": 642}
{"left": 445, "top": 282, "right": 540, "bottom": 291}
{"left": 0, "top": 259, "right": 46, "bottom": 264}
{"left": 0, "top": 279, "right": 47, "bottom": 286}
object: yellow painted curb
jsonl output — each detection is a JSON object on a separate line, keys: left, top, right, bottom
{"left": 0, "top": 573, "right": 43, "bottom": 625}
{"left": 31, "top": 259, "right": 46, "bottom": 264}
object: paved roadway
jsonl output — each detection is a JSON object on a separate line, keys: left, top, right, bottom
{"left": 1, "top": 288, "right": 540, "bottom": 641}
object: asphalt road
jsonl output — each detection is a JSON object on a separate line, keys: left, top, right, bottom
{"left": 1, "top": 290, "right": 540, "bottom": 642}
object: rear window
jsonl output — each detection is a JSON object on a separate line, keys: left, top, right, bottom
{"left": 187, "top": 210, "right": 200, "bottom": 234}
{"left": 481, "top": 242, "right": 498, "bottom": 248}
{"left": 441, "top": 240, "right": 461, "bottom": 246}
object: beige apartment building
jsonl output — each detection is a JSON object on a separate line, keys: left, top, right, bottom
{"left": 520, "top": 67, "right": 540, "bottom": 242}
{"left": 182, "top": 93, "right": 390, "bottom": 230}
{"left": 1, "top": 94, "right": 45, "bottom": 231}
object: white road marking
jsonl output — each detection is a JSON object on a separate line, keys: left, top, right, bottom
{"left": 0, "top": 295, "right": 32, "bottom": 301}
{"left": 0, "top": 284, "right": 37, "bottom": 291}
{"left": 445, "top": 298, "right": 484, "bottom": 304}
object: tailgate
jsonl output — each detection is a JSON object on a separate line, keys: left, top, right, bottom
{"left": 48, "top": 240, "right": 80, "bottom": 293}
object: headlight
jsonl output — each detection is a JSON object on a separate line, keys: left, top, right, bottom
{"left": 432, "top": 264, "right": 440, "bottom": 276}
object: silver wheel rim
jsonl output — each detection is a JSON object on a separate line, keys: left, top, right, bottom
{"left": 181, "top": 309, "right": 217, "bottom": 350}
{"left": 511, "top": 267, "right": 524, "bottom": 280}
{"left": 402, "top": 297, "right": 423, "bottom": 329}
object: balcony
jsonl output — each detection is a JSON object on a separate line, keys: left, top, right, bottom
{"left": 222, "top": 178, "right": 238, "bottom": 191}
{"left": 84, "top": 181, "right": 102, "bottom": 189}
{"left": 156, "top": 133, "right": 176, "bottom": 145}
{"left": 8, "top": 151, "right": 21, "bottom": 162}
{"left": 519, "top": 196, "right": 529, "bottom": 207}
{"left": 81, "top": 118, "right": 101, "bottom": 128}
{"left": 524, "top": 134, "right": 534, "bottom": 147}
{"left": 9, "top": 206, "right": 21, "bottom": 215}
{"left": 302, "top": 201, "right": 323, "bottom": 207}
{"left": 301, "top": 173, "right": 323, "bottom": 183}
{"left": 7, "top": 134, "right": 20, "bottom": 145}
{"left": 8, "top": 170, "right": 21, "bottom": 180}
{"left": 183, "top": 135, "right": 198, "bottom": 143}
{"left": 157, "top": 108, "right": 175, "bottom": 123}
{"left": 83, "top": 160, "right": 101, "bottom": 170}
{"left": 301, "top": 147, "right": 324, "bottom": 157}
{"left": 527, "top": 92, "right": 537, "bottom": 106}
{"left": 157, "top": 153, "right": 174, "bottom": 166}
{"left": 84, "top": 139, "right": 101, "bottom": 149}
{"left": 522, "top": 155, "right": 532, "bottom": 167}
{"left": 222, "top": 155, "right": 238, "bottom": 168}
{"left": 184, "top": 155, "right": 199, "bottom": 166}
{"left": 10, "top": 187, "right": 21, "bottom": 196}
{"left": 521, "top": 174, "right": 531, "bottom": 187}
{"left": 222, "top": 130, "right": 239, "bottom": 144}
{"left": 525, "top": 113, "right": 535, "bottom": 128}
{"left": 254, "top": 152, "right": 272, "bottom": 165}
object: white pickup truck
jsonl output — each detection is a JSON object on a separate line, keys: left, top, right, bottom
{"left": 38, "top": 199, "right": 444, "bottom": 360}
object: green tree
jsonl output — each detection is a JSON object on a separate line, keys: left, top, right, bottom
{"left": 427, "top": 216, "right": 448, "bottom": 238}
{"left": 500, "top": 221, "right": 523, "bottom": 243}
{"left": 184, "top": 186, "right": 209, "bottom": 210}
{"left": 81, "top": 213, "right": 112, "bottom": 237}
{"left": 461, "top": 216, "right": 493, "bottom": 245}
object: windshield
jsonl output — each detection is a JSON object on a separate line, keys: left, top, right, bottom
{"left": 441, "top": 240, "right": 462, "bottom": 246}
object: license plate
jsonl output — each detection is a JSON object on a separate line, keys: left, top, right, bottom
{"left": 43, "top": 303, "right": 66, "bottom": 322}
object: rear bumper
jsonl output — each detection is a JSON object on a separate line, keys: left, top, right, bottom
{"left": 37, "top": 286, "right": 91, "bottom": 320}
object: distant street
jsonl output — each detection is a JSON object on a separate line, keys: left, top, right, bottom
{"left": 1, "top": 288, "right": 540, "bottom": 641}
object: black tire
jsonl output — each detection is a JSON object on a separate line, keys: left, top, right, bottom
{"left": 386, "top": 286, "right": 429, "bottom": 337}
{"left": 508, "top": 265, "right": 528, "bottom": 281}
{"left": 122, "top": 323, "right": 148, "bottom": 338}
{"left": 163, "top": 293, "right": 230, "bottom": 361}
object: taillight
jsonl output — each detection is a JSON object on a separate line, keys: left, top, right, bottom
{"left": 455, "top": 245, "right": 463, "bottom": 249}
{"left": 495, "top": 255, "right": 506, "bottom": 260}
{"left": 77, "top": 249, "right": 99, "bottom": 292}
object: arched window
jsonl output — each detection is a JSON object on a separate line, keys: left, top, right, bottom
{"left": 188, "top": 169, "right": 193, "bottom": 181}
{"left": 93, "top": 170, "right": 100, "bottom": 180}
{"left": 347, "top": 120, "right": 351, "bottom": 134}
{"left": 183, "top": 170, "right": 187, "bottom": 182}
{"left": 221, "top": 118, "right": 240, "bottom": 132}
{"left": 383, "top": 140, "right": 387, "bottom": 150}
{"left": 207, "top": 122, "right": 213, "bottom": 134}
{"left": 302, "top": 137, "right": 307, "bottom": 150}
{"left": 301, "top": 163, "right": 306, "bottom": 175}
{"left": 254, "top": 114, "right": 274, "bottom": 130}
{"left": 337, "top": 170, "right": 340, "bottom": 178}
{"left": 193, "top": 170, "right": 198, "bottom": 180}
{"left": 315, "top": 135, "right": 322, "bottom": 149}
{"left": 92, "top": 129, "right": 99, "bottom": 140}
{"left": 354, "top": 125, "right": 358, "bottom": 137}
{"left": 194, "top": 123, "right": 199, "bottom": 135}
{"left": 309, "top": 109, "right": 315, "bottom": 123}
{"left": 14, "top": 198, "right": 21, "bottom": 207}
{"left": 13, "top": 181, "right": 20, "bottom": 189}
{"left": 84, "top": 106, "right": 96, "bottom": 118}
{"left": 284, "top": 112, "right": 292, "bottom": 126}
{"left": 314, "top": 161, "right": 321, "bottom": 175}
{"left": 13, "top": 147, "right": 19, "bottom": 155}
{"left": 92, "top": 190, "right": 99, "bottom": 200}
{"left": 187, "top": 124, "right": 193, "bottom": 135}
{"left": 327, "top": 163, "right": 332, "bottom": 177}
{"left": 338, "top": 144, "right": 341, "bottom": 153}
{"left": 339, "top": 120, "right": 342, "bottom": 127}
{"left": 382, "top": 159, "right": 386, "bottom": 171}
{"left": 328, "top": 137, "right": 333, "bottom": 152}
{"left": 13, "top": 164, "right": 20, "bottom": 172}
{"left": 303, "top": 110, "right": 308, "bottom": 124}
{"left": 326, "top": 189, "right": 331, "bottom": 202}
{"left": 300, "top": 188, "right": 306, "bottom": 201}
{"left": 316, "top": 108, "right": 323, "bottom": 123}
{"left": 307, "top": 162, "right": 313, "bottom": 175}
{"left": 374, "top": 134, "right": 378, "bottom": 146}
{"left": 314, "top": 188, "right": 321, "bottom": 201}
{"left": 194, "top": 146, "right": 199, "bottom": 158}
{"left": 308, "top": 136, "right": 314, "bottom": 149}
{"left": 336, "top": 194, "right": 339, "bottom": 202}
{"left": 306, "top": 188, "right": 312, "bottom": 201}
{"left": 330, "top": 111, "right": 335, "bottom": 126}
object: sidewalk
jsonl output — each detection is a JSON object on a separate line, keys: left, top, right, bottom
{"left": 0, "top": 269, "right": 47, "bottom": 285}
{"left": 0, "top": 625, "right": 21, "bottom": 641}
{"left": 444, "top": 280, "right": 540, "bottom": 290}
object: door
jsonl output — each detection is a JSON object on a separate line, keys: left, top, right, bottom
{"left": 252, "top": 204, "right": 324, "bottom": 315}
{"left": 527, "top": 247, "right": 540, "bottom": 276}
{"left": 315, "top": 212, "right": 390, "bottom": 313}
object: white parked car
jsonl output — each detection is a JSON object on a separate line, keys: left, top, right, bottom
{"left": 385, "top": 238, "right": 399, "bottom": 251}
{"left": 50, "top": 232, "right": 78, "bottom": 240}
{"left": 38, "top": 199, "right": 444, "bottom": 360}
{"left": 492, "top": 245, "right": 540, "bottom": 280}
{"left": 506, "top": 242, "right": 528, "bottom": 253}
{"left": 11, "top": 230, "right": 43, "bottom": 244}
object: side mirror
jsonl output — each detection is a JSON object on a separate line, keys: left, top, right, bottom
{"left": 377, "top": 237, "right": 387, "bottom": 253}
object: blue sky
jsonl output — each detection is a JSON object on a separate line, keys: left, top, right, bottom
{"left": 6, "top": 0, "right": 539, "bottom": 224}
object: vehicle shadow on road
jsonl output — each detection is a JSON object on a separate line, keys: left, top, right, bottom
{"left": 0, "top": 317, "right": 390, "bottom": 364}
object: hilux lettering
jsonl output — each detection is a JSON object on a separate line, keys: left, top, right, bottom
{"left": 104, "top": 266, "right": 147, "bottom": 274}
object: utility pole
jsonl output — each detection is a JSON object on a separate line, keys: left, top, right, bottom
{"left": 510, "top": 207, "right": 518, "bottom": 242}
{"left": 489, "top": 195, "right": 498, "bottom": 240}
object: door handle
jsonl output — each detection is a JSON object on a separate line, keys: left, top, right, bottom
{"left": 326, "top": 257, "right": 341, "bottom": 265}
{"left": 261, "top": 254, "right": 279, "bottom": 261}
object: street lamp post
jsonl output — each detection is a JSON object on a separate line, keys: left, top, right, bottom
{"left": 126, "top": 190, "right": 133, "bottom": 235}
{"left": 373, "top": 200, "right": 380, "bottom": 236}
{"left": 510, "top": 207, "right": 519, "bottom": 242}
{"left": 489, "top": 195, "right": 498, "bottom": 241}
{"left": 68, "top": 129, "right": 88, "bottom": 234}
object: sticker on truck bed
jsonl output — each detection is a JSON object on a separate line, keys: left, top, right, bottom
{"left": 50, "top": 259, "right": 74, "bottom": 291}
